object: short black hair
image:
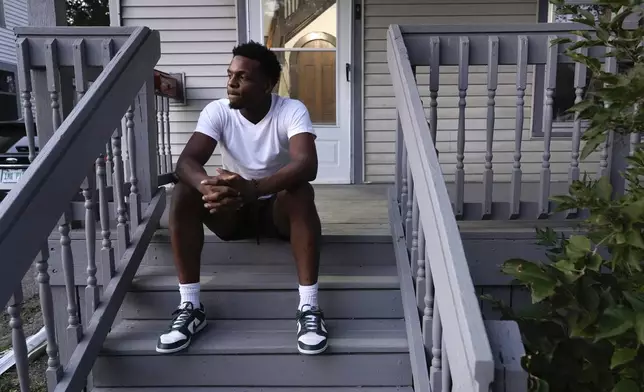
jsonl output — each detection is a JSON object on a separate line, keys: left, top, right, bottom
{"left": 232, "top": 41, "right": 282, "bottom": 88}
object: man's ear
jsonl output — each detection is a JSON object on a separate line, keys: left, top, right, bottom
{"left": 264, "top": 82, "right": 274, "bottom": 94}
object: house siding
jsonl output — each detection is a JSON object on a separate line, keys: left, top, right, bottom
{"left": 0, "top": 0, "right": 28, "bottom": 66}
{"left": 363, "top": 0, "right": 601, "bottom": 184}
{"left": 120, "top": 0, "right": 236, "bottom": 173}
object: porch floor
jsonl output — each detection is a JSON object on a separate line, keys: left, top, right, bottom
{"left": 314, "top": 184, "right": 389, "bottom": 235}
{"left": 160, "top": 184, "right": 392, "bottom": 236}
{"left": 158, "top": 183, "right": 577, "bottom": 238}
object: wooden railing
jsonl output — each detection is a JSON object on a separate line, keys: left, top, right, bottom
{"left": 154, "top": 69, "right": 180, "bottom": 182}
{"left": 399, "top": 24, "right": 636, "bottom": 221}
{"left": 0, "top": 26, "right": 165, "bottom": 392}
{"left": 387, "top": 25, "right": 496, "bottom": 392}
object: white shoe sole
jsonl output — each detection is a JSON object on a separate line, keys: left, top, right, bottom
{"left": 298, "top": 341, "right": 328, "bottom": 355}
{"left": 156, "top": 319, "right": 208, "bottom": 354}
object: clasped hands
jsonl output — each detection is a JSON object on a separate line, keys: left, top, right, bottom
{"left": 199, "top": 168, "right": 257, "bottom": 214}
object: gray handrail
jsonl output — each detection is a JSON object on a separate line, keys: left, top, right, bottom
{"left": 0, "top": 26, "right": 160, "bottom": 307}
{"left": 387, "top": 24, "right": 494, "bottom": 391}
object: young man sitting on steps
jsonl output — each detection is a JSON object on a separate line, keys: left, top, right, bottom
{"left": 156, "top": 41, "right": 327, "bottom": 355}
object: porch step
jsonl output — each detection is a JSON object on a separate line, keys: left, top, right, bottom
{"left": 129, "top": 264, "right": 400, "bottom": 290}
{"left": 142, "top": 232, "right": 395, "bottom": 267}
{"left": 94, "top": 318, "right": 411, "bottom": 387}
{"left": 101, "top": 319, "right": 407, "bottom": 355}
{"left": 119, "top": 265, "right": 403, "bottom": 320}
{"left": 94, "top": 236, "right": 412, "bottom": 388}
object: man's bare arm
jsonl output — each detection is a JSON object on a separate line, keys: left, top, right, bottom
{"left": 175, "top": 132, "right": 218, "bottom": 192}
{"left": 254, "top": 132, "right": 318, "bottom": 196}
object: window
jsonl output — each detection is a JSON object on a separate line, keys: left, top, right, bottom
{"left": 248, "top": 0, "right": 339, "bottom": 125}
{"left": 533, "top": 0, "right": 609, "bottom": 137}
{"left": 0, "top": 68, "right": 18, "bottom": 121}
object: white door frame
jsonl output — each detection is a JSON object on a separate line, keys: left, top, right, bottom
{"left": 246, "top": 0, "right": 353, "bottom": 184}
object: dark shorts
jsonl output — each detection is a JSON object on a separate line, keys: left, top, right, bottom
{"left": 205, "top": 194, "right": 290, "bottom": 243}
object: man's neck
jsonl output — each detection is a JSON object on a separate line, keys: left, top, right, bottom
{"left": 240, "top": 94, "right": 273, "bottom": 124}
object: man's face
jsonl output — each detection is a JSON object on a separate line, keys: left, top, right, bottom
{"left": 227, "top": 55, "right": 270, "bottom": 109}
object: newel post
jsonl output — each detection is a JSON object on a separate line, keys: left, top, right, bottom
{"left": 27, "top": 0, "right": 68, "bottom": 146}
{"left": 131, "top": 75, "right": 159, "bottom": 203}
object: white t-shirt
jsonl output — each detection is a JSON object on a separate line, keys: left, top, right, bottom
{"left": 194, "top": 93, "right": 316, "bottom": 180}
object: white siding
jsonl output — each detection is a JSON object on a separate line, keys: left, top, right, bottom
{"left": 121, "top": 0, "right": 236, "bottom": 173}
{"left": 0, "top": 0, "right": 28, "bottom": 66}
{"left": 363, "top": 0, "right": 601, "bottom": 183}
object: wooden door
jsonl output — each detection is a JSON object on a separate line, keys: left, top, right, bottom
{"left": 290, "top": 39, "right": 336, "bottom": 124}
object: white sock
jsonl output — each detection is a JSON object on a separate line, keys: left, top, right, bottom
{"left": 298, "top": 283, "right": 319, "bottom": 310}
{"left": 179, "top": 282, "right": 200, "bottom": 307}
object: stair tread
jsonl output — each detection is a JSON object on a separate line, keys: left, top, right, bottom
{"left": 94, "top": 388, "right": 413, "bottom": 391}
{"left": 131, "top": 265, "right": 399, "bottom": 290}
{"left": 102, "top": 319, "right": 408, "bottom": 355}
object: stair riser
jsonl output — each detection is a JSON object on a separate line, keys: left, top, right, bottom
{"left": 93, "top": 354, "right": 412, "bottom": 387}
{"left": 142, "top": 242, "right": 395, "bottom": 266}
{"left": 120, "top": 289, "right": 403, "bottom": 320}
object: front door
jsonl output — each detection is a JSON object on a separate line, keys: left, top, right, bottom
{"left": 247, "top": 0, "right": 353, "bottom": 184}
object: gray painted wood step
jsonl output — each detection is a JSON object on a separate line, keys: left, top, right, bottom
{"left": 94, "top": 388, "right": 414, "bottom": 391}
{"left": 93, "top": 354, "right": 412, "bottom": 387}
{"left": 120, "top": 288, "right": 403, "bottom": 320}
{"left": 142, "top": 235, "right": 395, "bottom": 267}
{"left": 102, "top": 319, "right": 408, "bottom": 355}
{"left": 130, "top": 265, "right": 400, "bottom": 290}
{"left": 94, "top": 318, "right": 412, "bottom": 387}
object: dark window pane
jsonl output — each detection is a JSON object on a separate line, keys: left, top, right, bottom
{"left": 0, "top": 71, "right": 16, "bottom": 94}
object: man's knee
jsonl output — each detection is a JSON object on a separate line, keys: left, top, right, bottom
{"left": 172, "top": 181, "right": 202, "bottom": 205}
{"left": 281, "top": 182, "right": 315, "bottom": 209}
{"left": 283, "top": 182, "right": 315, "bottom": 203}
{"left": 170, "top": 182, "right": 203, "bottom": 223}
{"left": 170, "top": 182, "right": 240, "bottom": 239}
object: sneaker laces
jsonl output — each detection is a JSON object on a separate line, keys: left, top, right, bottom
{"left": 170, "top": 304, "right": 193, "bottom": 329}
{"left": 300, "top": 309, "right": 322, "bottom": 331}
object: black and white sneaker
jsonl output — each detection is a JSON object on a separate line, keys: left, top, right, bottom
{"left": 156, "top": 301, "right": 207, "bottom": 354}
{"left": 296, "top": 305, "right": 328, "bottom": 355}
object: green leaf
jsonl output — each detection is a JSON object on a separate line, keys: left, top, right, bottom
{"left": 596, "top": 27, "right": 610, "bottom": 42}
{"left": 569, "top": 235, "right": 592, "bottom": 252}
{"left": 611, "top": 347, "right": 637, "bottom": 369}
{"left": 620, "top": 366, "right": 639, "bottom": 380}
{"left": 553, "top": 258, "right": 584, "bottom": 283}
{"left": 635, "top": 312, "right": 644, "bottom": 345}
{"left": 567, "top": 235, "right": 593, "bottom": 260}
{"left": 622, "top": 199, "right": 644, "bottom": 220}
{"left": 626, "top": 230, "right": 644, "bottom": 249}
{"left": 568, "top": 99, "right": 596, "bottom": 114}
{"left": 551, "top": 195, "right": 576, "bottom": 210}
{"left": 550, "top": 37, "right": 572, "bottom": 46}
{"left": 581, "top": 135, "right": 605, "bottom": 160}
{"left": 596, "top": 306, "right": 635, "bottom": 341}
{"left": 626, "top": 248, "right": 643, "bottom": 272}
{"left": 595, "top": 175, "right": 613, "bottom": 201}
{"left": 613, "top": 379, "right": 640, "bottom": 392}
{"left": 528, "top": 375, "right": 550, "bottom": 392}
{"left": 617, "top": 232, "right": 627, "bottom": 245}
{"left": 578, "top": 7, "right": 596, "bottom": 23}
{"left": 515, "top": 301, "right": 550, "bottom": 320}
{"left": 501, "top": 259, "right": 558, "bottom": 303}
{"left": 624, "top": 292, "right": 644, "bottom": 312}
{"left": 587, "top": 253, "right": 603, "bottom": 271}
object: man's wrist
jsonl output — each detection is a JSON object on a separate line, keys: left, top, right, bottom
{"left": 245, "top": 178, "right": 260, "bottom": 200}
